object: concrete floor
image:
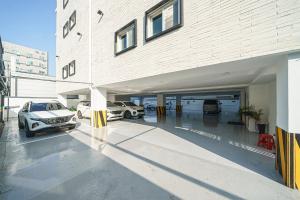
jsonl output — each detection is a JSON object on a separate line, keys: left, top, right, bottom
{"left": 0, "top": 111, "right": 300, "bottom": 199}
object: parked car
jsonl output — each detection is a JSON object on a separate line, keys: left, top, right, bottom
{"left": 143, "top": 102, "right": 156, "bottom": 111}
{"left": 114, "top": 101, "right": 145, "bottom": 119}
{"left": 76, "top": 101, "right": 91, "bottom": 118}
{"left": 76, "top": 101, "right": 124, "bottom": 121}
{"left": 106, "top": 101, "right": 124, "bottom": 121}
{"left": 203, "top": 99, "right": 221, "bottom": 114}
{"left": 18, "top": 101, "right": 77, "bottom": 137}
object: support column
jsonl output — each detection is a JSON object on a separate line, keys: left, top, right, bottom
{"left": 91, "top": 87, "right": 107, "bottom": 128}
{"left": 156, "top": 94, "right": 166, "bottom": 119}
{"left": 276, "top": 53, "right": 300, "bottom": 190}
{"left": 57, "top": 94, "right": 68, "bottom": 108}
{"left": 140, "top": 96, "right": 144, "bottom": 107}
{"left": 107, "top": 94, "right": 116, "bottom": 102}
{"left": 175, "top": 95, "right": 182, "bottom": 113}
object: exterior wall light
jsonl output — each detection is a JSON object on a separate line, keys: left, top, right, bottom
{"left": 97, "top": 10, "right": 104, "bottom": 16}
{"left": 97, "top": 10, "right": 104, "bottom": 22}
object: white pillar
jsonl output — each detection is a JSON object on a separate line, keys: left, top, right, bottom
{"left": 157, "top": 94, "right": 165, "bottom": 107}
{"left": 57, "top": 94, "right": 68, "bottom": 107}
{"left": 275, "top": 53, "right": 300, "bottom": 190}
{"left": 276, "top": 53, "right": 300, "bottom": 133}
{"left": 91, "top": 87, "right": 107, "bottom": 111}
{"left": 90, "top": 87, "right": 107, "bottom": 128}
{"left": 107, "top": 94, "right": 116, "bottom": 102}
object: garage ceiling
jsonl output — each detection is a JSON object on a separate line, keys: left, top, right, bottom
{"left": 103, "top": 53, "right": 282, "bottom": 94}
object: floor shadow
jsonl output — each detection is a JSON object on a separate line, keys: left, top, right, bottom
{"left": 124, "top": 111, "right": 282, "bottom": 184}
{"left": 74, "top": 128, "right": 246, "bottom": 200}
{"left": 1, "top": 121, "right": 180, "bottom": 200}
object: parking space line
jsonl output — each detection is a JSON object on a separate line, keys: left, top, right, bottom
{"left": 16, "top": 133, "right": 69, "bottom": 146}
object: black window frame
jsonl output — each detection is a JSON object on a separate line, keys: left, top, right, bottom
{"left": 63, "top": 21, "right": 69, "bottom": 38}
{"left": 69, "top": 10, "right": 76, "bottom": 31}
{"left": 69, "top": 60, "right": 76, "bottom": 76}
{"left": 114, "top": 19, "right": 137, "bottom": 56}
{"left": 62, "top": 65, "right": 68, "bottom": 79}
{"left": 63, "top": 0, "right": 69, "bottom": 9}
{"left": 145, "top": 0, "right": 183, "bottom": 42}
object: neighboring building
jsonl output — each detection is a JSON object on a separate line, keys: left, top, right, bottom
{"left": 56, "top": 0, "right": 300, "bottom": 190}
{"left": 1, "top": 41, "right": 53, "bottom": 118}
{"left": 2, "top": 41, "right": 48, "bottom": 76}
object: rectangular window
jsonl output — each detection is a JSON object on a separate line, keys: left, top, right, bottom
{"left": 152, "top": 14, "right": 163, "bottom": 36}
{"left": 69, "top": 60, "right": 75, "bottom": 76}
{"left": 145, "top": 0, "right": 182, "bottom": 42}
{"left": 63, "top": 0, "right": 69, "bottom": 9}
{"left": 114, "top": 20, "right": 137, "bottom": 56}
{"left": 63, "top": 21, "right": 69, "bottom": 38}
{"left": 69, "top": 11, "right": 76, "bottom": 30}
{"left": 62, "top": 65, "right": 68, "bottom": 79}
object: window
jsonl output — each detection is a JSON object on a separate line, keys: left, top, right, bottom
{"left": 23, "top": 103, "right": 29, "bottom": 111}
{"left": 153, "top": 14, "right": 163, "bottom": 35}
{"left": 121, "top": 35, "right": 127, "bottom": 50}
{"left": 145, "top": 0, "right": 182, "bottom": 42}
{"left": 63, "top": 21, "right": 69, "bottom": 38}
{"left": 69, "top": 60, "right": 75, "bottom": 76}
{"left": 69, "top": 11, "right": 76, "bottom": 30}
{"left": 30, "top": 103, "right": 66, "bottom": 112}
{"left": 67, "top": 95, "right": 79, "bottom": 99}
{"left": 63, "top": 0, "right": 69, "bottom": 9}
{"left": 62, "top": 65, "right": 68, "bottom": 79}
{"left": 114, "top": 102, "right": 124, "bottom": 107}
{"left": 114, "top": 20, "right": 137, "bottom": 56}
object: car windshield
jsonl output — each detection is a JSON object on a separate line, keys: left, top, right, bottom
{"left": 124, "top": 102, "right": 137, "bottom": 106}
{"left": 30, "top": 103, "right": 66, "bottom": 112}
{"left": 107, "top": 101, "right": 117, "bottom": 107}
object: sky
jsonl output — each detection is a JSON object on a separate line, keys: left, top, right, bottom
{"left": 0, "top": 0, "right": 56, "bottom": 76}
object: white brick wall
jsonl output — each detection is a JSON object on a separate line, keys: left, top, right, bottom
{"left": 56, "top": 0, "right": 300, "bottom": 94}
{"left": 56, "top": 0, "right": 90, "bottom": 94}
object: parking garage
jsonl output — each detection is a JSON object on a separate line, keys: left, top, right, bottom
{"left": 52, "top": 52, "right": 300, "bottom": 194}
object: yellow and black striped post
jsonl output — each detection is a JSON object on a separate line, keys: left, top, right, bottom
{"left": 176, "top": 105, "right": 182, "bottom": 113}
{"left": 156, "top": 106, "right": 166, "bottom": 122}
{"left": 276, "top": 127, "right": 300, "bottom": 190}
{"left": 92, "top": 110, "right": 107, "bottom": 128}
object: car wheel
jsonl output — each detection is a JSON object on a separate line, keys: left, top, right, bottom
{"left": 25, "top": 121, "right": 34, "bottom": 138}
{"left": 77, "top": 111, "right": 83, "bottom": 119}
{"left": 18, "top": 116, "right": 24, "bottom": 129}
{"left": 124, "top": 111, "right": 132, "bottom": 119}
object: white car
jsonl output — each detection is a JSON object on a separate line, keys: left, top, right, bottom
{"left": 18, "top": 101, "right": 77, "bottom": 137}
{"left": 113, "top": 101, "right": 145, "bottom": 119}
{"left": 76, "top": 101, "right": 124, "bottom": 121}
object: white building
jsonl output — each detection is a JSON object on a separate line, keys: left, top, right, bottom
{"left": 2, "top": 41, "right": 48, "bottom": 76}
{"left": 56, "top": 0, "right": 300, "bottom": 189}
